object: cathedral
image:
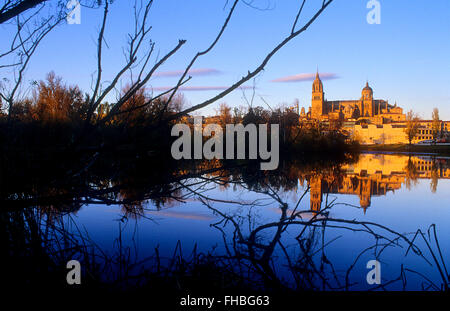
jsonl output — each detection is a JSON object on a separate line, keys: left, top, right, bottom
{"left": 307, "top": 72, "right": 405, "bottom": 124}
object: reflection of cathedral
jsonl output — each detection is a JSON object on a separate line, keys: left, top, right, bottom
{"left": 308, "top": 154, "right": 450, "bottom": 212}
{"left": 309, "top": 176, "right": 323, "bottom": 212}
{"left": 309, "top": 174, "right": 398, "bottom": 213}
{"left": 309, "top": 72, "right": 405, "bottom": 122}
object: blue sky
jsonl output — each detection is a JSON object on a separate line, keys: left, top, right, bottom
{"left": 2, "top": 0, "right": 450, "bottom": 119}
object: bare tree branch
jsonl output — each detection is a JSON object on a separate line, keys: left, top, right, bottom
{"left": 167, "top": 0, "right": 334, "bottom": 121}
{"left": 0, "top": 0, "right": 46, "bottom": 24}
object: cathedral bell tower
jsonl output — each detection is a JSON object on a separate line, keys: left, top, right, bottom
{"left": 311, "top": 72, "right": 324, "bottom": 119}
{"left": 361, "top": 81, "right": 374, "bottom": 117}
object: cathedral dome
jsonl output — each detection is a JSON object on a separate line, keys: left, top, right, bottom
{"left": 362, "top": 81, "right": 373, "bottom": 100}
{"left": 362, "top": 81, "right": 372, "bottom": 93}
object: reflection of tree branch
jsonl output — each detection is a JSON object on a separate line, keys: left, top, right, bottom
{"left": 406, "top": 225, "right": 449, "bottom": 290}
{"left": 193, "top": 178, "right": 447, "bottom": 290}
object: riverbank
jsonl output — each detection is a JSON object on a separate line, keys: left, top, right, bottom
{"left": 360, "top": 144, "right": 450, "bottom": 155}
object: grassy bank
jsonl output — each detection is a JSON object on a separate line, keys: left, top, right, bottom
{"left": 361, "top": 144, "right": 450, "bottom": 155}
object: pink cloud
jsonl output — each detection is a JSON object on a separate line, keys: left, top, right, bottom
{"left": 151, "top": 85, "right": 254, "bottom": 92}
{"left": 271, "top": 72, "right": 339, "bottom": 83}
{"left": 153, "top": 68, "right": 222, "bottom": 77}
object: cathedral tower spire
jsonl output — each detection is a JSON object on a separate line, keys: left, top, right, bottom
{"left": 311, "top": 70, "right": 324, "bottom": 119}
{"left": 361, "top": 81, "right": 374, "bottom": 117}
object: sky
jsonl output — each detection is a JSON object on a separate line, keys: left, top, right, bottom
{"left": 1, "top": 0, "right": 450, "bottom": 119}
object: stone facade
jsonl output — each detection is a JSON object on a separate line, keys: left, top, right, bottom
{"left": 351, "top": 120, "right": 450, "bottom": 145}
{"left": 310, "top": 72, "right": 405, "bottom": 123}
{"left": 352, "top": 124, "right": 408, "bottom": 145}
{"left": 306, "top": 73, "right": 450, "bottom": 144}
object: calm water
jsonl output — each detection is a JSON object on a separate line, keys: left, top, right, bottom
{"left": 52, "top": 152, "right": 450, "bottom": 291}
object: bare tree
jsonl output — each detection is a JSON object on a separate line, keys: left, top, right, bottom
{"left": 0, "top": 1, "right": 103, "bottom": 122}
{"left": 404, "top": 110, "right": 420, "bottom": 145}
{"left": 0, "top": 0, "right": 47, "bottom": 24}
{"left": 1, "top": 0, "right": 336, "bottom": 150}
{"left": 0, "top": 2, "right": 62, "bottom": 120}
{"left": 431, "top": 107, "right": 440, "bottom": 142}
{"left": 81, "top": 0, "right": 335, "bottom": 139}
{"left": 216, "top": 103, "right": 232, "bottom": 127}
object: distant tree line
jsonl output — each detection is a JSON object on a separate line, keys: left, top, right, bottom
{"left": 0, "top": 72, "right": 185, "bottom": 151}
{"left": 201, "top": 102, "right": 357, "bottom": 155}
{"left": 1, "top": 0, "right": 335, "bottom": 153}
{"left": 0, "top": 72, "right": 357, "bottom": 156}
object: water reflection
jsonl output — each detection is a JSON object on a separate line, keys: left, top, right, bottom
{"left": 2, "top": 153, "right": 450, "bottom": 292}
{"left": 310, "top": 154, "right": 450, "bottom": 212}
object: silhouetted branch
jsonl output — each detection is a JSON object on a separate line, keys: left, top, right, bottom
{"left": 0, "top": 0, "right": 46, "bottom": 24}
{"left": 168, "top": 0, "right": 334, "bottom": 120}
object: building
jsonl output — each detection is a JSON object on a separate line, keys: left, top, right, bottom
{"left": 416, "top": 120, "right": 450, "bottom": 141}
{"left": 305, "top": 73, "right": 449, "bottom": 144}
{"left": 310, "top": 72, "right": 405, "bottom": 123}
{"left": 352, "top": 123, "right": 408, "bottom": 144}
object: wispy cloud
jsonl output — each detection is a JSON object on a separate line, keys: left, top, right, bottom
{"left": 151, "top": 85, "right": 254, "bottom": 92}
{"left": 153, "top": 68, "right": 222, "bottom": 78}
{"left": 271, "top": 72, "right": 339, "bottom": 83}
